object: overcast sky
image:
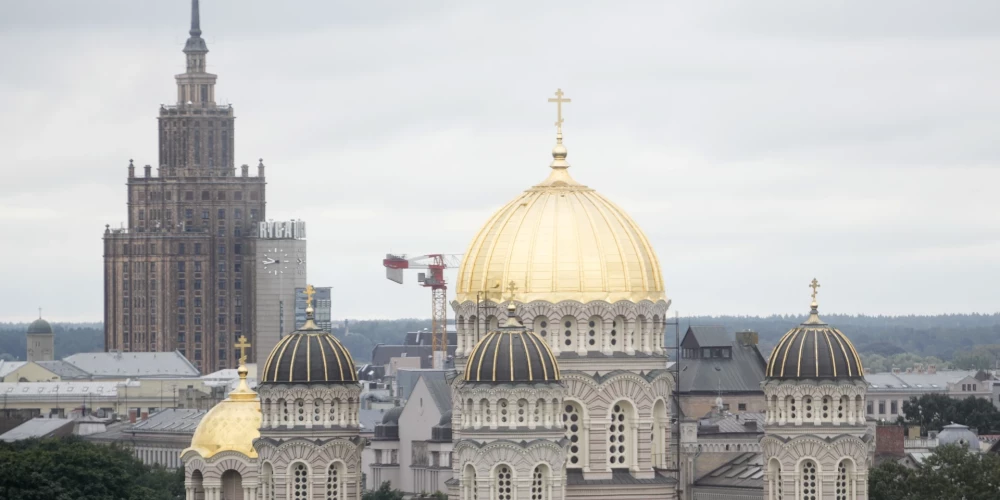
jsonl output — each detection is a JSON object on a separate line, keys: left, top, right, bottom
{"left": 1, "top": 1, "right": 998, "bottom": 322}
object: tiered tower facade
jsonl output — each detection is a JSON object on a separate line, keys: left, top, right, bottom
{"left": 103, "top": 0, "right": 265, "bottom": 372}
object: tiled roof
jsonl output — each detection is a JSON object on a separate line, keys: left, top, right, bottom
{"left": 63, "top": 352, "right": 200, "bottom": 378}
{"left": 695, "top": 452, "right": 764, "bottom": 489}
{"left": 699, "top": 412, "right": 766, "bottom": 434}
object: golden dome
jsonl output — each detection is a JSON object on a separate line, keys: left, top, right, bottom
{"left": 454, "top": 138, "right": 666, "bottom": 305}
{"left": 185, "top": 364, "right": 261, "bottom": 459}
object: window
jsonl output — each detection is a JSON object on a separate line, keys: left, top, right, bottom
{"left": 178, "top": 279, "right": 186, "bottom": 289}
{"left": 177, "top": 298, "right": 185, "bottom": 308}
{"left": 234, "top": 244, "right": 241, "bottom": 255}
{"left": 235, "top": 314, "right": 242, "bottom": 325}
{"left": 800, "top": 460, "right": 818, "bottom": 500}
{"left": 177, "top": 261, "right": 186, "bottom": 272}
{"left": 836, "top": 460, "right": 853, "bottom": 500}
{"left": 493, "top": 465, "right": 512, "bottom": 500}
{"left": 194, "top": 261, "right": 202, "bottom": 272}
{"left": 250, "top": 191, "right": 259, "bottom": 201}
{"left": 738, "top": 403, "right": 747, "bottom": 411}
{"left": 201, "top": 191, "right": 210, "bottom": 201}
{"left": 250, "top": 209, "right": 259, "bottom": 220}
{"left": 218, "top": 279, "right": 226, "bottom": 289}
{"left": 891, "top": 401, "right": 898, "bottom": 415}
{"left": 531, "top": 465, "right": 548, "bottom": 500}
{"left": 194, "top": 297, "right": 202, "bottom": 307}
{"left": 194, "top": 314, "right": 202, "bottom": 326}
{"left": 201, "top": 210, "right": 209, "bottom": 220}
{"left": 218, "top": 314, "right": 226, "bottom": 326}
{"left": 218, "top": 209, "right": 225, "bottom": 219}
{"left": 234, "top": 208, "right": 242, "bottom": 219}
{"left": 609, "top": 402, "right": 632, "bottom": 466}
{"left": 217, "top": 191, "right": 226, "bottom": 201}
{"left": 138, "top": 209, "right": 144, "bottom": 220}
{"left": 177, "top": 314, "right": 186, "bottom": 324}
{"left": 195, "top": 244, "right": 202, "bottom": 255}
{"left": 867, "top": 401, "right": 873, "bottom": 414}
{"left": 218, "top": 297, "right": 226, "bottom": 307}
{"left": 178, "top": 332, "right": 185, "bottom": 342}
{"left": 234, "top": 262, "right": 242, "bottom": 273}
{"left": 194, "top": 279, "right": 202, "bottom": 290}
{"left": 878, "top": 400, "right": 885, "bottom": 414}
{"left": 185, "top": 191, "right": 194, "bottom": 201}
{"left": 235, "top": 280, "right": 242, "bottom": 290}
{"left": 194, "top": 332, "right": 201, "bottom": 343}
{"left": 166, "top": 191, "right": 172, "bottom": 201}
{"left": 218, "top": 244, "right": 225, "bottom": 255}
{"left": 326, "top": 463, "right": 340, "bottom": 500}
{"left": 234, "top": 227, "right": 242, "bottom": 237}
{"left": 219, "top": 349, "right": 226, "bottom": 360}
{"left": 292, "top": 463, "right": 309, "bottom": 499}
{"left": 179, "top": 244, "right": 186, "bottom": 255}
{"left": 234, "top": 191, "right": 243, "bottom": 201}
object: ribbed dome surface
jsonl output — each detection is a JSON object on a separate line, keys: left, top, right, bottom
{"left": 185, "top": 367, "right": 260, "bottom": 459}
{"left": 260, "top": 324, "right": 357, "bottom": 384}
{"left": 766, "top": 309, "right": 864, "bottom": 380}
{"left": 455, "top": 164, "right": 665, "bottom": 305}
{"left": 465, "top": 314, "right": 560, "bottom": 383}
{"left": 27, "top": 318, "right": 52, "bottom": 334}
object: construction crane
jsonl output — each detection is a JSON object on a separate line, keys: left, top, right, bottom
{"left": 383, "top": 253, "right": 463, "bottom": 369}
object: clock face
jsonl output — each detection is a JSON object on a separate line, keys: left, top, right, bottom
{"left": 262, "top": 247, "right": 289, "bottom": 275}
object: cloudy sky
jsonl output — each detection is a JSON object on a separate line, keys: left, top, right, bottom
{"left": 2, "top": 1, "right": 998, "bottom": 322}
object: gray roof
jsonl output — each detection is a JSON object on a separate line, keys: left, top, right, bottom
{"left": 565, "top": 469, "right": 677, "bottom": 486}
{"left": 420, "top": 374, "right": 453, "bottom": 415}
{"left": 396, "top": 369, "right": 449, "bottom": 403}
{"left": 0, "top": 417, "right": 75, "bottom": 442}
{"left": 695, "top": 452, "right": 765, "bottom": 489}
{"left": 678, "top": 342, "right": 766, "bottom": 394}
{"left": 0, "top": 361, "right": 26, "bottom": 378}
{"left": 87, "top": 409, "right": 206, "bottom": 442}
{"left": 867, "top": 370, "right": 981, "bottom": 391}
{"left": 359, "top": 409, "right": 384, "bottom": 432}
{"left": 937, "top": 423, "right": 981, "bottom": 450}
{"left": 699, "top": 412, "right": 766, "bottom": 435}
{"left": 685, "top": 326, "right": 732, "bottom": 347}
{"left": 63, "top": 352, "right": 200, "bottom": 378}
{"left": 36, "top": 361, "right": 91, "bottom": 380}
{"left": 372, "top": 344, "right": 457, "bottom": 368}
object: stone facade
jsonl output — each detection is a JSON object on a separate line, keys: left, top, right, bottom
{"left": 103, "top": 0, "right": 265, "bottom": 373}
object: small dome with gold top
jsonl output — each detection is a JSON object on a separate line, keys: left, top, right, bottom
{"left": 260, "top": 285, "right": 357, "bottom": 384}
{"left": 454, "top": 89, "right": 666, "bottom": 305}
{"left": 765, "top": 279, "right": 865, "bottom": 380}
{"left": 185, "top": 336, "right": 261, "bottom": 459}
{"left": 464, "top": 303, "right": 560, "bottom": 383}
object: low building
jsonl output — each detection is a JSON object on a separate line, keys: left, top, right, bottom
{"left": 87, "top": 408, "right": 207, "bottom": 469}
{"left": 865, "top": 368, "right": 993, "bottom": 421}
{"left": 677, "top": 326, "right": 767, "bottom": 418}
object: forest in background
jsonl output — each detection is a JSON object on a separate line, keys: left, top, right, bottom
{"left": 2, "top": 313, "right": 998, "bottom": 370}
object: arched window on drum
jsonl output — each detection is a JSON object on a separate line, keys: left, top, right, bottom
{"left": 563, "top": 401, "right": 587, "bottom": 468}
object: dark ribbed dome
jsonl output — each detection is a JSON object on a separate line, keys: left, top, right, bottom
{"left": 260, "top": 321, "right": 356, "bottom": 384}
{"left": 464, "top": 307, "right": 560, "bottom": 383}
{"left": 766, "top": 305, "right": 863, "bottom": 380}
{"left": 27, "top": 318, "right": 52, "bottom": 334}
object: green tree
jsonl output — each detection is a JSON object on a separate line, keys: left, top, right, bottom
{"left": 902, "top": 394, "right": 1000, "bottom": 433}
{"left": 0, "top": 436, "right": 183, "bottom": 500}
{"left": 362, "top": 481, "right": 405, "bottom": 500}
{"left": 871, "top": 445, "right": 1000, "bottom": 500}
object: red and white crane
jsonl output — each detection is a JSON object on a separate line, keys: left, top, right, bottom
{"left": 383, "top": 253, "right": 463, "bottom": 369}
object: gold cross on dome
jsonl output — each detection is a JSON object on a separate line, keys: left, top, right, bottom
{"left": 506, "top": 280, "right": 518, "bottom": 302}
{"left": 235, "top": 335, "right": 251, "bottom": 365}
{"left": 809, "top": 278, "right": 821, "bottom": 302}
{"left": 305, "top": 284, "right": 316, "bottom": 309}
{"left": 548, "top": 88, "right": 571, "bottom": 130}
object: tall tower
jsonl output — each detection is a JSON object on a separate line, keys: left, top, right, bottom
{"left": 761, "top": 280, "right": 874, "bottom": 500}
{"left": 26, "top": 316, "right": 54, "bottom": 362}
{"left": 103, "top": 0, "right": 266, "bottom": 373}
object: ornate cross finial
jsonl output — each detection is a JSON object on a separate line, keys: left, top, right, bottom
{"left": 235, "top": 335, "right": 251, "bottom": 365}
{"left": 548, "top": 88, "right": 572, "bottom": 134}
{"left": 305, "top": 284, "right": 316, "bottom": 310}
{"left": 809, "top": 278, "right": 821, "bottom": 304}
{"left": 506, "top": 280, "right": 518, "bottom": 301}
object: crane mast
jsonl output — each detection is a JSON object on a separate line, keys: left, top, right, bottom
{"left": 383, "top": 253, "right": 462, "bottom": 369}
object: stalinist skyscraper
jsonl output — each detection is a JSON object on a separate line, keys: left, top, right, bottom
{"left": 103, "top": 0, "right": 266, "bottom": 373}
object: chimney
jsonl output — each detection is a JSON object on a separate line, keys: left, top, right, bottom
{"left": 906, "top": 367, "right": 913, "bottom": 374}
{"left": 140, "top": 411, "right": 149, "bottom": 421}
{"left": 144, "top": 165, "right": 152, "bottom": 178}
{"left": 892, "top": 367, "right": 900, "bottom": 374}
{"left": 257, "top": 158, "right": 265, "bottom": 177}
{"left": 736, "top": 330, "right": 759, "bottom": 346}
{"left": 128, "top": 409, "right": 137, "bottom": 424}
{"left": 127, "top": 159, "right": 135, "bottom": 178}
{"left": 928, "top": 364, "right": 937, "bottom": 374}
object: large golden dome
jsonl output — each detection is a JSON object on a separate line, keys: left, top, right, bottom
{"left": 185, "top": 364, "right": 261, "bottom": 459}
{"left": 455, "top": 132, "right": 666, "bottom": 305}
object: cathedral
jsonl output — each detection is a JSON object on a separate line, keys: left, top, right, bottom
{"left": 171, "top": 3, "right": 874, "bottom": 499}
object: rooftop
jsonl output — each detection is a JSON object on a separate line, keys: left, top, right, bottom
{"left": 63, "top": 351, "right": 200, "bottom": 379}
{"left": 866, "top": 370, "right": 983, "bottom": 391}
{"left": 695, "top": 452, "right": 764, "bottom": 489}
{"left": 0, "top": 417, "right": 75, "bottom": 442}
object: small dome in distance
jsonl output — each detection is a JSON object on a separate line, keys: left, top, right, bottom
{"left": 27, "top": 318, "right": 52, "bottom": 334}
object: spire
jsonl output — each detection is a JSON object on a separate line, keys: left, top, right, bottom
{"left": 184, "top": 0, "right": 208, "bottom": 55}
